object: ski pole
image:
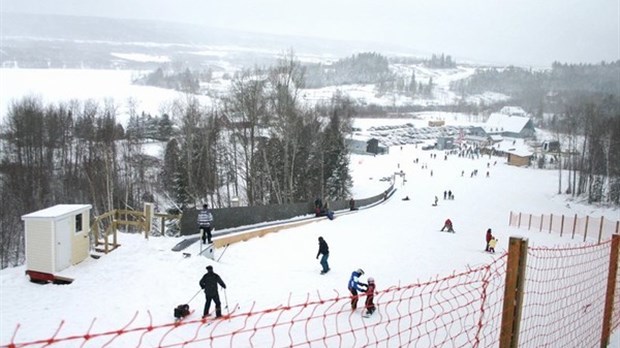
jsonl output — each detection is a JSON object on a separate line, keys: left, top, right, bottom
{"left": 223, "top": 288, "right": 229, "bottom": 314}
{"left": 216, "top": 243, "right": 230, "bottom": 262}
{"left": 188, "top": 289, "right": 202, "bottom": 304}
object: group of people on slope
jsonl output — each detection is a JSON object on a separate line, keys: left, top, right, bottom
{"left": 316, "top": 236, "right": 377, "bottom": 317}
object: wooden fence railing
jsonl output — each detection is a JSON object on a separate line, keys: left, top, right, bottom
{"left": 509, "top": 211, "right": 620, "bottom": 243}
{"left": 90, "top": 207, "right": 181, "bottom": 254}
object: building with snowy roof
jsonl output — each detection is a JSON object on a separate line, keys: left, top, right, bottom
{"left": 22, "top": 204, "right": 92, "bottom": 283}
{"left": 484, "top": 113, "right": 535, "bottom": 139}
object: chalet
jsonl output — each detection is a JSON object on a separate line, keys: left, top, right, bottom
{"left": 484, "top": 113, "right": 535, "bottom": 138}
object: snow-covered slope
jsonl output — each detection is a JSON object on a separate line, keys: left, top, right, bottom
{"left": 1, "top": 119, "right": 617, "bottom": 345}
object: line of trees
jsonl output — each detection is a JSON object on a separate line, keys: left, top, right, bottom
{"left": 0, "top": 53, "right": 353, "bottom": 268}
{"left": 550, "top": 94, "right": 620, "bottom": 205}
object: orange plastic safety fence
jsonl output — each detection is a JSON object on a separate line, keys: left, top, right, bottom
{"left": 3, "top": 258, "right": 507, "bottom": 348}
{"left": 518, "top": 240, "right": 612, "bottom": 347}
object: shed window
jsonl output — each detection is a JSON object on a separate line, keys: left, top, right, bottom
{"left": 75, "top": 214, "right": 83, "bottom": 233}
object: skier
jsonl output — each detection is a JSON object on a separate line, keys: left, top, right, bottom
{"left": 197, "top": 204, "right": 214, "bottom": 244}
{"left": 363, "top": 277, "right": 376, "bottom": 317}
{"left": 199, "top": 265, "right": 226, "bottom": 318}
{"left": 348, "top": 268, "right": 367, "bottom": 310}
{"left": 433, "top": 196, "right": 438, "bottom": 206}
{"left": 440, "top": 218, "right": 454, "bottom": 233}
{"left": 485, "top": 228, "right": 493, "bottom": 252}
{"left": 316, "top": 237, "right": 330, "bottom": 274}
{"left": 488, "top": 238, "right": 498, "bottom": 253}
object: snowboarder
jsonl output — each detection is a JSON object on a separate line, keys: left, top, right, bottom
{"left": 199, "top": 265, "right": 226, "bottom": 318}
{"left": 485, "top": 228, "right": 493, "bottom": 251}
{"left": 433, "top": 196, "right": 438, "bottom": 206}
{"left": 488, "top": 238, "right": 498, "bottom": 253}
{"left": 197, "top": 204, "right": 214, "bottom": 244}
{"left": 316, "top": 237, "right": 330, "bottom": 274}
{"left": 363, "top": 277, "right": 376, "bottom": 317}
{"left": 440, "top": 218, "right": 454, "bottom": 233}
{"left": 348, "top": 268, "right": 367, "bottom": 310}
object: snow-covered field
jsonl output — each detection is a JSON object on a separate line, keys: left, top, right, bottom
{"left": 1, "top": 125, "right": 618, "bottom": 346}
{"left": 0, "top": 65, "right": 510, "bottom": 127}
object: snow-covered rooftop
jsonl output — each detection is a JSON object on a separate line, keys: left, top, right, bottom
{"left": 484, "top": 113, "right": 531, "bottom": 134}
{"left": 21, "top": 204, "right": 92, "bottom": 220}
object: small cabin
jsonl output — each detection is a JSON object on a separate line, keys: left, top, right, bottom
{"left": 22, "top": 204, "right": 92, "bottom": 283}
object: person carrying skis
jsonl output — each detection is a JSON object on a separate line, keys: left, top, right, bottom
{"left": 348, "top": 268, "right": 367, "bottom": 310}
{"left": 316, "top": 236, "right": 330, "bottom": 274}
{"left": 485, "top": 228, "right": 493, "bottom": 251}
{"left": 363, "top": 277, "right": 376, "bottom": 317}
{"left": 440, "top": 218, "right": 454, "bottom": 232}
{"left": 197, "top": 204, "right": 214, "bottom": 244}
{"left": 199, "top": 265, "right": 226, "bottom": 318}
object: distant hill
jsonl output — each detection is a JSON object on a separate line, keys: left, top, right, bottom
{"left": 0, "top": 12, "right": 424, "bottom": 69}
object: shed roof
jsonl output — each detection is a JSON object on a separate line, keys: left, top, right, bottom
{"left": 22, "top": 204, "right": 92, "bottom": 221}
{"left": 484, "top": 113, "right": 531, "bottom": 134}
{"left": 506, "top": 148, "right": 533, "bottom": 157}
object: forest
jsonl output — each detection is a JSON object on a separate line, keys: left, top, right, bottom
{"left": 0, "top": 55, "right": 354, "bottom": 268}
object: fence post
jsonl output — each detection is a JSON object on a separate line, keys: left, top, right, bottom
{"left": 560, "top": 215, "right": 565, "bottom": 237}
{"left": 518, "top": 212, "right": 522, "bottom": 228}
{"left": 584, "top": 216, "right": 590, "bottom": 242}
{"left": 600, "top": 235, "right": 619, "bottom": 348}
{"left": 549, "top": 214, "right": 553, "bottom": 233}
{"left": 616, "top": 221, "right": 619, "bottom": 235}
{"left": 500, "top": 236, "right": 528, "bottom": 348}
{"left": 509, "top": 211, "right": 512, "bottom": 226}
{"left": 598, "top": 216, "right": 604, "bottom": 243}
{"left": 528, "top": 214, "right": 532, "bottom": 230}
{"left": 572, "top": 214, "right": 578, "bottom": 240}
{"left": 539, "top": 214, "right": 544, "bottom": 232}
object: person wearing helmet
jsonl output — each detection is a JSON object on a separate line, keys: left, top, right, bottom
{"left": 348, "top": 268, "right": 367, "bottom": 310}
{"left": 363, "top": 277, "right": 376, "bottom": 317}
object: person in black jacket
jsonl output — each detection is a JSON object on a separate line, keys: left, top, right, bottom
{"left": 199, "top": 265, "right": 227, "bottom": 318}
{"left": 316, "top": 236, "right": 330, "bottom": 274}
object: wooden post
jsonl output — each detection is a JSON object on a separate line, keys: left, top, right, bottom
{"left": 518, "top": 213, "right": 522, "bottom": 228}
{"left": 600, "top": 235, "right": 619, "bottom": 347}
{"left": 500, "top": 237, "right": 528, "bottom": 348}
{"left": 598, "top": 216, "right": 604, "bottom": 243}
{"left": 161, "top": 216, "right": 165, "bottom": 236}
{"left": 549, "top": 214, "right": 553, "bottom": 233}
{"left": 616, "top": 221, "right": 619, "bottom": 235}
{"left": 572, "top": 214, "right": 578, "bottom": 240}
{"left": 560, "top": 215, "right": 565, "bottom": 237}
{"left": 528, "top": 214, "right": 532, "bottom": 230}
{"left": 509, "top": 211, "right": 513, "bottom": 226}
{"left": 584, "top": 216, "right": 590, "bottom": 242}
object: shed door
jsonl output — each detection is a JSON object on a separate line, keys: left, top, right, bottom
{"left": 55, "top": 218, "right": 71, "bottom": 271}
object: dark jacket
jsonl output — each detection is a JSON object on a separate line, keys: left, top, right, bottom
{"left": 486, "top": 230, "right": 493, "bottom": 243}
{"left": 317, "top": 238, "right": 329, "bottom": 258}
{"left": 199, "top": 271, "right": 226, "bottom": 296}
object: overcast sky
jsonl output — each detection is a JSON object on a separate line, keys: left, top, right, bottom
{"left": 1, "top": 0, "right": 618, "bottom": 66}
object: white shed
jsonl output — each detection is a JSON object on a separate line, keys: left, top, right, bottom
{"left": 22, "top": 204, "right": 92, "bottom": 281}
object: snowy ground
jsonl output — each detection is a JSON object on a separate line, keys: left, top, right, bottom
{"left": 0, "top": 66, "right": 510, "bottom": 127}
{"left": 1, "top": 123, "right": 618, "bottom": 346}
